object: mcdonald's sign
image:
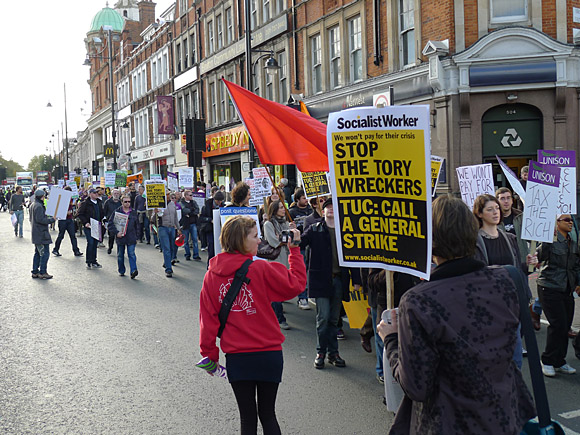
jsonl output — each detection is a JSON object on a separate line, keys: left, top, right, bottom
{"left": 104, "top": 144, "right": 115, "bottom": 158}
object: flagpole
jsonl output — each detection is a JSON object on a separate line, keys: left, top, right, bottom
{"left": 264, "top": 166, "right": 293, "bottom": 222}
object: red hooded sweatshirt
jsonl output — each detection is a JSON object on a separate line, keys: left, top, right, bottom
{"left": 199, "top": 247, "right": 307, "bottom": 362}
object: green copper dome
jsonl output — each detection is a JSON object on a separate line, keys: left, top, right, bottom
{"left": 89, "top": 7, "right": 125, "bottom": 33}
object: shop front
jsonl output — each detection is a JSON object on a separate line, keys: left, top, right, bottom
{"left": 130, "top": 141, "right": 173, "bottom": 180}
{"left": 203, "top": 125, "right": 250, "bottom": 190}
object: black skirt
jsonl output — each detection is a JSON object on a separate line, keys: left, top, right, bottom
{"left": 226, "top": 350, "right": 283, "bottom": 383}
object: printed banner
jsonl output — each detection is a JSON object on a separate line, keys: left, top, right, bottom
{"left": 74, "top": 176, "right": 81, "bottom": 187}
{"left": 537, "top": 150, "right": 576, "bottom": 214}
{"left": 167, "top": 171, "right": 179, "bottom": 192}
{"left": 192, "top": 192, "right": 206, "bottom": 211}
{"left": 66, "top": 180, "right": 79, "bottom": 199}
{"left": 521, "top": 161, "right": 561, "bottom": 243}
{"left": 113, "top": 212, "right": 129, "bottom": 237}
{"left": 90, "top": 218, "right": 102, "bottom": 241}
{"left": 250, "top": 167, "right": 272, "bottom": 206}
{"left": 150, "top": 174, "right": 163, "bottom": 180}
{"left": 82, "top": 168, "right": 89, "bottom": 179}
{"left": 157, "top": 96, "right": 174, "bottom": 135}
{"left": 219, "top": 207, "right": 261, "bottom": 238}
{"left": 496, "top": 155, "right": 526, "bottom": 206}
{"left": 46, "top": 187, "right": 73, "bottom": 220}
{"left": 179, "top": 167, "right": 194, "bottom": 189}
{"left": 105, "top": 171, "right": 116, "bottom": 188}
{"left": 327, "top": 105, "right": 432, "bottom": 280}
{"left": 127, "top": 171, "right": 143, "bottom": 186}
{"left": 300, "top": 171, "right": 331, "bottom": 199}
{"left": 342, "top": 283, "right": 370, "bottom": 329}
{"left": 58, "top": 179, "right": 65, "bottom": 188}
{"left": 145, "top": 181, "right": 167, "bottom": 210}
{"left": 456, "top": 163, "right": 494, "bottom": 208}
{"left": 430, "top": 156, "right": 444, "bottom": 197}
{"left": 115, "top": 170, "right": 127, "bottom": 187}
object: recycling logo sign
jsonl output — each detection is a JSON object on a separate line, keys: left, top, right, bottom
{"left": 501, "top": 128, "right": 522, "bottom": 148}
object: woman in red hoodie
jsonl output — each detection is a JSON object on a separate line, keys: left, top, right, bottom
{"left": 199, "top": 215, "right": 305, "bottom": 435}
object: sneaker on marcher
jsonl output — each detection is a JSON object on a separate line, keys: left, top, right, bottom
{"left": 92, "top": 262, "right": 103, "bottom": 269}
{"left": 337, "top": 329, "right": 346, "bottom": 340}
{"left": 280, "top": 321, "right": 290, "bottom": 330}
{"left": 298, "top": 299, "right": 311, "bottom": 310}
{"left": 555, "top": 364, "right": 576, "bottom": 374}
{"left": 542, "top": 363, "right": 556, "bottom": 377}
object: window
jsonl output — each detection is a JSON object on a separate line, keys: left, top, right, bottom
{"left": 328, "top": 26, "right": 341, "bottom": 89}
{"left": 266, "top": 69, "right": 273, "bottom": 101}
{"left": 399, "top": 0, "right": 415, "bottom": 67}
{"left": 311, "top": 34, "right": 322, "bottom": 94}
{"left": 117, "top": 78, "right": 130, "bottom": 108}
{"left": 183, "top": 38, "right": 189, "bottom": 69}
{"left": 152, "top": 105, "right": 158, "bottom": 142}
{"left": 251, "top": 0, "right": 257, "bottom": 30}
{"left": 131, "top": 65, "right": 148, "bottom": 99}
{"left": 193, "top": 89, "right": 199, "bottom": 118}
{"left": 105, "top": 78, "right": 109, "bottom": 101}
{"left": 263, "top": 0, "right": 270, "bottom": 22}
{"left": 177, "top": 96, "right": 184, "bottom": 131}
{"left": 190, "top": 32, "right": 197, "bottom": 64}
{"left": 220, "top": 80, "right": 227, "bottom": 122}
{"left": 275, "top": 0, "right": 284, "bottom": 15}
{"left": 226, "top": 8, "right": 233, "bottom": 44}
{"left": 135, "top": 109, "right": 149, "bottom": 148}
{"left": 179, "top": 0, "right": 187, "bottom": 15}
{"left": 162, "top": 52, "right": 168, "bottom": 82}
{"left": 151, "top": 48, "right": 169, "bottom": 88}
{"left": 227, "top": 74, "right": 235, "bottom": 119}
{"left": 152, "top": 61, "right": 158, "bottom": 87}
{"left": 177, "top": 42, "right": 182, "bottom": 73}
{"left": 210, "top": 82, "right": 217, "bottom": 125}
{"left": 278, "top": 51, "right": 287, "bottom": 104}
{"left": 490, "top": 0, "right": 527, "bottom": 23}
{"left": 185, "top": 92, "right": 191, "bottom": 119}
{"left": 348, "top": 16, "right": 362, "bottom": 82}
{"left": 208, "top": 20, "right": 214, "bottom": 54}
{"left": 217, "top": 14, "right": 223, "bottom": 50}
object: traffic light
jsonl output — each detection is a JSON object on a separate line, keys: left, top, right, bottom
{"left": 92, "top": 160, "right": 99, "bottom": 175}
{"left": 185, "top": 118, "right": 205, "bottom": 168}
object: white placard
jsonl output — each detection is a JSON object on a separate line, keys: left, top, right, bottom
{"left": 90, "top": 218, "right": 101, "bottom": 241}
{"left": 250, "top": 167, "right": 272, "bottom": 206}
{"left": 455, "top": 163, "right": 495, "bottom": 208}
{"left": 66, "top": 180, "right": 79, "bottom": 199}
{"left": 179, "top": 167, "right": 194, "bottom": 189}
{"left": 496, "top": 155, "right": 526, "bottom": 207}
{"left": 46, "top": 187, "right": 73, "bottom": 220}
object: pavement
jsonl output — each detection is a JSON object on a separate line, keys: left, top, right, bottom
{"left": 2, "top": 210, "right": 580, "bottom": 434}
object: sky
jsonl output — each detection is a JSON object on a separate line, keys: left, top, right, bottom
{"left": 0, "top": 0, "right": 174, "bottom": 169}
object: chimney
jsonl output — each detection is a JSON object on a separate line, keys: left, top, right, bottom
{"left": 138, "top": 0, "right": 156, "bottom": 28}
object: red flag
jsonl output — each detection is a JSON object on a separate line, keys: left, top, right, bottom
{"left": 223, "top": 79, "right": 328, "bottom": 172}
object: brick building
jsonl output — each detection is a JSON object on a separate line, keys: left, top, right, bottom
{"left": 78, "top": 0, "right": 580, "bottom": 192}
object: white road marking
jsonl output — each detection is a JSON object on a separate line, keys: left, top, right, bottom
{"left": 559, "top": 409, "right": 580, "bottom": 420}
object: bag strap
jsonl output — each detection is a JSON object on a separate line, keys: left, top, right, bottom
{"left": 503, "top": 265, "right": 552, "bottom": 428}
{"left": 217, "top": 259, "right": 253, "bottom": 338}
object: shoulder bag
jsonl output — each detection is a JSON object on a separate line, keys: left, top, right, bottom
{"left": 504, "top": 265, "right": 566, "bottom": 435}
{"left": 218, "top": 259, "right": 253, "bottom": 338}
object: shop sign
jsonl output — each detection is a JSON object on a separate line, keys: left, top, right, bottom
{"left": 202, "top": 126, "right": 250, "bottom": 158}
{"left": 130, "top": 142, "right": 172, "bottom": 163}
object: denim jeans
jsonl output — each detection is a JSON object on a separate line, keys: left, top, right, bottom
{"left": 532, "top": 297, "right": 542, "bottom": 316}
{"left": 83, "top": 227, "right": 98, "bottom": 264}
{"left": 315, "top": 277, "right": 343, "bottom": 356}
{"left": 206, "top": 233, "right": 215, "bottom": 268}
{"left": 371, "top": 307, "right": 384, "bottom": 377}
{"left": 139, "top": 214, "right": 151, "bottom": 243}
{"left": 271, "top": 302, "right": 286, "bottom": 323}
{"left": 54, "top": 219, "right": 79, "bottom": 253}
{"left": 14, "top": 209, "right": 24, "bottom": 236}
{"left": 513, "top": 324, "right": 523, "bottom": 369}
{"left": 117, "top": 243, "right": 137, "bottom": 275}
{"left": 298, "top": 247, "right": 308, "bottom": 300}
{"left": 182, "top": 225, "right": 200, "bottom": 258}
{"left": 32, "top": 244, "right": 50, "bottom": 274}
{"left": 158, "top": 226, "right": 175, "bottom": 273}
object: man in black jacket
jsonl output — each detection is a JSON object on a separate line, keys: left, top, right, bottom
{"left": 300, "top": 198, "right": 361, "bottom": 369}
{"left": 199, "top": 191, "right": 224, "bottom": 267}
{"left": 103, "top": 189, "right": 122, "bottom": 254}
{"left": 179, "top": 190, "right": 201, "bottom": 261}
{"left": 76, "top": 188, "right": 105, "bottom": 269}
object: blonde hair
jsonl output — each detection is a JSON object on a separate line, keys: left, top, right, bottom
{"left": 220, "top": 216, "right": 257, "bottom": 254}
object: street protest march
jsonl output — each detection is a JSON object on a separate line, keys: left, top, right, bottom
{"left": 113, "top": 212, "right": 129, "bottom": 237}
{"left": 537, "top": 150, "right": 577, "bottom": 215}
{"left": 46, "top": 187, "right": 73, "bottom": 220}
{"left": 496, "top": 155, "right": 526, "bottom": 205}
{"left": 327, "top": 106, "right": 432, "bottom": 280}
{"left": 249, "top": 167, "right": 272, "bottom": 206}
{"left": 127, "top": 171, "right": 144, "bottom": 187}
{"left": 300, "top": 171, "right": 330, "bottom": 199}
{"left": 521, "top": 161, "right": 561, "bottom": 243}
{"left": 145, "top": 180, "right": 167, "bottom": 210}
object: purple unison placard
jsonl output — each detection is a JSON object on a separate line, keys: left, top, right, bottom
{"left": 537, "top": 150, "right": 575, "bottom": 168}
{"left": 528, "top": 161, "right": 560, "bottom": 187}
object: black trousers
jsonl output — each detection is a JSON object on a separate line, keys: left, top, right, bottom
{"left": 230, "top": 381, "right": 281, "bottom": 435}
{"left": 537, "top": 285, "right": 574, "bottom": 367}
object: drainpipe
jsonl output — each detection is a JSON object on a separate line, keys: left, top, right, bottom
{"left": 292, "top": 0, "right": 299, "bottom": 89}
{"left": 373, "top": 0, "right": 383, "bottom": 66}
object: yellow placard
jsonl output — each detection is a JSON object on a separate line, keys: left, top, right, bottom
{"left": 342, "top": 284, "right": 370, "bottom": 329}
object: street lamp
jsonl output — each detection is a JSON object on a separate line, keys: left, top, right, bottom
{"left": 84, "top": 25, "right": 118, "bottom": 171}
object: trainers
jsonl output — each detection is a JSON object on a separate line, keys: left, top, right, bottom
{"left": 201, "top": 247, "right": 208, "bottom": 251}
{"left": 38, "top": 273, "right": 53, "bottom": 280}
{"left": 119, "top": 273, "right": 125, "bottom": 277}
{"left": 31, "top": 273, "right": 39, "bottom": 278}
{"left": 542, "top": 363, "right": 556, "bottom": 377}
{"left": 280, "top": 321, "right": 290, "bottom": 330}
{"left": 377, "top": 374, "right": 385, "bottom": 385}
{"left": 337, "top": 329, "right": 346, "bottom": 340}
{"left": 52, "top": 250, "right": 62, "bottom": 257}
{"left": 314, "top": 353, "right": 325, "bottom": 369}
{"left": 74, "top": 251, "right": 83, "bottom": 256}
{"left": 185, "top": 256, "right": 192, "bottom": 261}
{"left": 166, "top": 271, "right": 173, "bottom": 278}
{"left": 555, "top": 364, "right": 576, "bottom": 374}
{"left": 328, "top": 354, "right": 346, "bottom": 367}
{"left": 92, "top": 262, "right": 102, "bottom": 269}
{"left": 193, "top": 257, "right": 202, "bottom": 262}
{"left": 98, "top": 242, "right": 105, "bottom": 248}
{"left": 131, "top": 270, "right": 138, "bottom": 279}
{"left": 107, "top": 248, "right": 112, "bottom": 255}
{"left": 298, "top": 299, "right": 311, "bottom": 310}
{"left": 86, "top": 263, "right": 92, "bottom": 269}
{"left": 522, "top": 347, "right": 528, "bottom": 357}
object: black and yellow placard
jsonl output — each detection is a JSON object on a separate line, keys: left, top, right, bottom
{"left": 327, "top": 106, "right": 432, "bottom": 280}
{"left": 145, "top": 181, "right": 167, "bottom": 210}
{"left": 300, "top": 171, "right": 330, "bottom": 199}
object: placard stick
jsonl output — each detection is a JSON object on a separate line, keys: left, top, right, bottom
{"left": 54, "top": 196, "right": 62, "bottom": 219}
{"left": 386, "top": 270, "right": 395, "bottom": 310}
{"left": 528, "top": 241, "right": 537, "bottom": 273}
{"left": 264, "top": 166, "right": 293, "bottom": 222}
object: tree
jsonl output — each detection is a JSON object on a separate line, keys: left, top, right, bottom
{"left": 28, "top": 154, "right": 57, "bottom": 174}
{"left": 0, "top": 152, "right": 25, "bottom": 177}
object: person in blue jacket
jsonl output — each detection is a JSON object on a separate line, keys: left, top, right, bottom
{"left": 300, "top": 197, "right": 361, "bottom": 369}
{"left": 108, "top": 194, "right": 140, "bottom": 279}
